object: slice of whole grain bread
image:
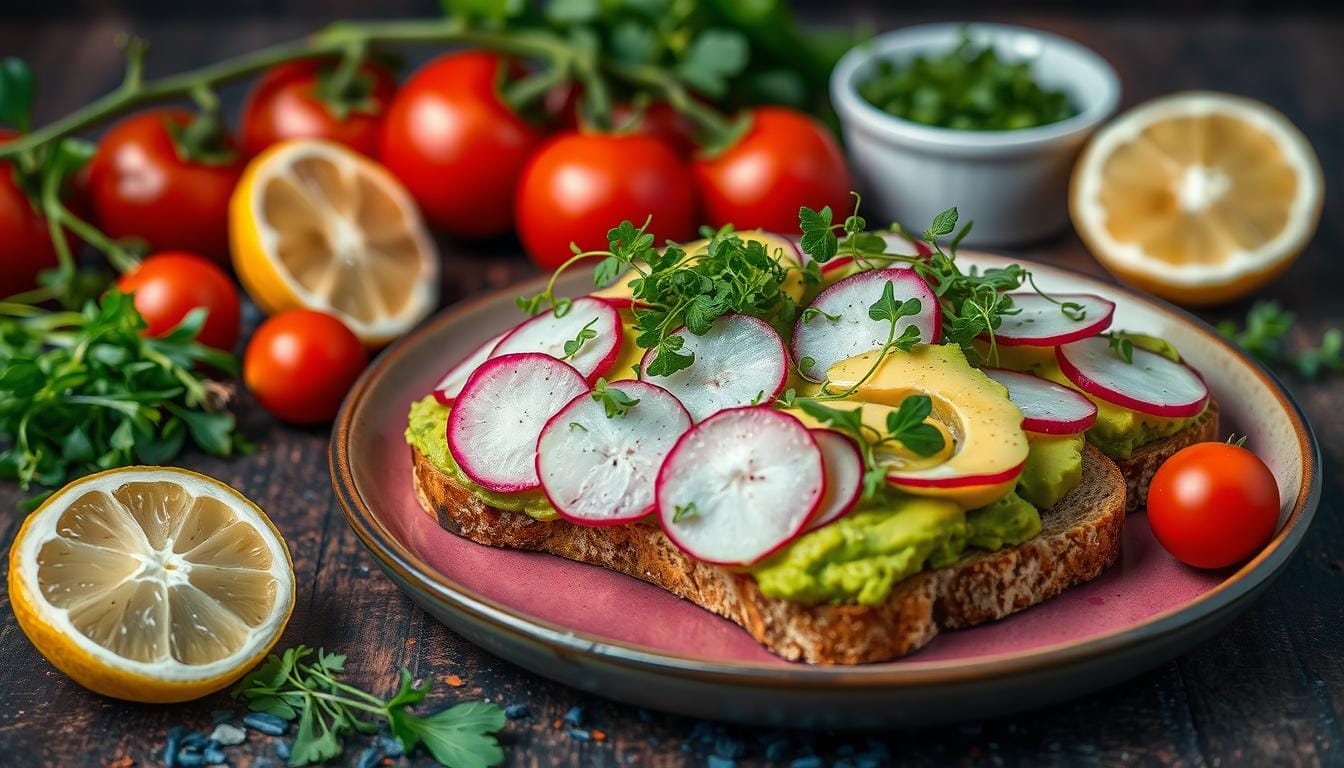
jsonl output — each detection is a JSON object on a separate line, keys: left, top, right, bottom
{"left": 1110, "top": 399, "right": 1219, "bottom": 513}
{"left": 410, "top": 443, "right": 1127, "bottom": 664}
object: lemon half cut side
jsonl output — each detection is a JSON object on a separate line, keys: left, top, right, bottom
{"left": 8, "top": 467, "right": 295, "bottom": 703}
{"left": 1071, "top": 91, "right": 1323, "bottom": 306}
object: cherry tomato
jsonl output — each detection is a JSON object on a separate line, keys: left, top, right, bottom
{"left": 544, "top": 86, "right": 697, "bottom": 156}
{"left": 1147, "top": 441, "right": 1280, "bottom": 569}
{"left": 0, "top": 129, "right": 60, "bottom": 297}
{"left": 515, "top": 131, "right": 698, "bottom": 269}
{"left": 239, "top": 58, "right": 397, "bottom": 158}
{"left": 88, "top": 109, "right": 245, "bottom": 265}
{"left": 244, "top": 309, "right": 367, "bottom": 424}
{"left": 692, "top": 107, "right": 852, "bottom": 234}
{"left": 117, "top": 251, "right": 241, "bottom": 351}
{"left": 379, "top": 51, "right": 543, "bottom": 237}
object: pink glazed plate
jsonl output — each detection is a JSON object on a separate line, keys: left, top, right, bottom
{"left": 330, "top": 253, "right": 1319, "bottom": 728}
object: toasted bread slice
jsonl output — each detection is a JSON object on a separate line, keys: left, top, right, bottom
{"left": 410, "top": 443, "right": 1126, "bottom": 664}
{"left": 1109, "top": 398, "right": 1219, "bottom": 513}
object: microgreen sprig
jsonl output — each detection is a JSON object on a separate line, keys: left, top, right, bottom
{"left": 1217, "top": 300, "right": 1343, "bottom": 378}
{"left": 591, "top": 377, "right": 639, "bottom": 417}
{"left": 232, "top": 645, "right": 506, "bottom": 768}
{"left": 790, "top": 395, "right": 945, "bottom": 499}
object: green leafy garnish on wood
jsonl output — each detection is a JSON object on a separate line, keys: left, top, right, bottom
{"left": 0, "top": 289, "right": 249, "bottom": 508}
{"left": 1218, "top": 300, "right": 1342, "bottom": 378}
{"left": 232, "top": 645, "right": 506, "bottom": 768}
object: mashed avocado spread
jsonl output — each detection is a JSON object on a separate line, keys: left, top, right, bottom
{"left": 751, "top": 490, "right": 1043, "bottom": 605}
{"left": 405, "top": 396, "right": 558, "bottom": 521}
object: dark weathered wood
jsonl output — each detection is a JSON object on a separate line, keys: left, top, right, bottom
{"left": 1, "top": 8, "right": 1342, "bottom": 767}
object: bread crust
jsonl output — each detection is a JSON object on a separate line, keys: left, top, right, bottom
{"left": 1110, "top": 399, "right": 1220, "bottom": 513}
{"left": 410, "top": 443, "right": 1127, "bottom": 664}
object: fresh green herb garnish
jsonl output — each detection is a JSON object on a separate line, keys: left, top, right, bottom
{"left": 672, "top": 501, "right": 698, "bottom": 523}
{"left": 232, "top": 646, "right": 506, "bottom": 768}
{"left": 1106, "top": 332, "right": 1135, "bottom": 364}
{"left": 1217, "top": 300, "right": 1343, "bottom": 378}
{"left": 0, "top": 289, "right": 249, "bottom": 509}
{"left": 857, "top": 35, "right": 1078, "bottom": 131}
{"left": 591, "top": 377, "right": 640, "bottom": 418}
{"left": 522, "top": 216, "right": 810, "bottom": 378}
{"left": 796, "top": 395, "right": 945, "bottom": 499}
{"left": 561, "top": 316, "right": 599, "bottom": 360}
{"left": 568, "top": 422, "right": 588, "bottom": 432}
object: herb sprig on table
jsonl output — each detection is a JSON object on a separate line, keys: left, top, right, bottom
{"left": 232, "top": 645, "right": 506, "bottom": 768}
{"left": 0, "top": 289, "right": 250, "bottom": 508}
{"left": 1218, "top": 300, "right": 1343, "bottom": 378}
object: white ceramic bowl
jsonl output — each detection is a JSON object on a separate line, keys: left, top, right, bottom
{"left": 831, "top": 23, "right": 1120, "bottom": 246}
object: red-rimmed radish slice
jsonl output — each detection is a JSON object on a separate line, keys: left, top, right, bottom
{"left": 640, "top": 314, "right": 788, "bottom": 422}
{"left": 792, "top": 268, "right": 940, "bottom": 382}
{"left": 536, "top": 381, "right": 691, "bottom": 526}
{"left": 656, "top": 408, "right": 824, "bottom": 566}
{"left": 1056, "top": 337, "right": 1209, "bottom": 418}
{"left": 447, "top": 353, "right": 588, "bottom": 493}
{"left": 983, "top": 368, "right": 1099, "bottom": 434}
{"left": 492, "top": 297, "right": 622, "bottom": 382}
{"left": 807, "top": 430, "right": 862, "bottom": 531}
{"left": 432, "top": 331, "right": 506, "bottom": 405}
{"left": 886, "top": 459, "right": 1027, "bottom": 490}
{"left": 990, "top": 293, "right": 1115, "bottom": 346}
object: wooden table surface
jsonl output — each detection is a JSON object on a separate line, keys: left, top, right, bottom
{"left": 2, "top": 6, "right": 1341, "bottom": 767}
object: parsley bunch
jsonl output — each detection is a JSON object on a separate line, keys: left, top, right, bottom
{"left": 233, "top": 646, "right": 506, "bottom": 768}
{"left": 0, "top": 289, "right": 249, "bottom": 508}
{"left": 1218, "top": 301, "right": 1343, "bottom": 378}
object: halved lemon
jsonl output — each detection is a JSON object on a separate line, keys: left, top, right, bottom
{"left": 8, "top": 467, "right": 294, "bottom": 703}
{"left": 1071, "top": 92, "right": 1322, "bottom": 306}
{"left": 231, "top": 139, "right": 439, "bottom": 345}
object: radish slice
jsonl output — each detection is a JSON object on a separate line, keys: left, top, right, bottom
{"left": 792, "top": 269, "right": 940, "bottom": 382}
{"left": 983, "top": 368, "right": 1099, "bottom": 434}
{"left": 990, "top": 293, "right": 1115, "bottom": 347}
{"left": 432, "top": 332, "right": 506, "bottom": 405}
{"left": 448, "top": 353, "right": 589, "bottom": 493}
{"left": 640, "top": 314, "right": 788, "bottom": 422}
{"left": 1056, "top": 337, "right": 1209, "bottom": 418}
{"left": 492, "top": 297, "right": 622, "bottom": 382}
{"left": 656, "top": 408, "right": 824, "bottom": 566}
{"left": 536, "top": 381, "right": 691, "bottom": 526}
{"left": 807, "top": 430, "right": 863, "bottom": 531}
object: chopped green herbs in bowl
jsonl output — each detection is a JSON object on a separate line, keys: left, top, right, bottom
{"left": 858, "top": 38, "right": 1078, "bottom": 131}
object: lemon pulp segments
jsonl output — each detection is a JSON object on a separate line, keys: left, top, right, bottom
{"left": 10, "top": 468, "right": 294, "bottom": 701}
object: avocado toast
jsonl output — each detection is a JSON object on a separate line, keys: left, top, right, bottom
{"left": 406, "top": 208, "right": 1216, "bottom": 664}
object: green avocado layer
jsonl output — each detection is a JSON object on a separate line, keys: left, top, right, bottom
{"left": 405, "top": 396, "right": 558, "bottom": 521}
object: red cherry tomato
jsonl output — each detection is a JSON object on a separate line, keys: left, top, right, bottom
{"left": 88, "top": 109, "right": 244, "bottom": 265}
{"left": 244, "top": 309, "right": 367, "bottom": 424}
{"left": 692, "top": 107, "right": 852, "bottom": 234}
{"left": 117, "top": 251, "right": 241, "bottom": 351}
{"left": 544, "top": 86, "right": 697, "bottom": 156}
{"left": 0, "top": 129, "right": 60, "bottom": 297}
{"left": 515, "top": 131, "right": 698, "bottom": 270}
{"left": 239, "top": 58, "right": 397, "bottom": 158}
{"left": 1147, "top": 441, "right": 1280, "bottom": 569}
{"left": 379, "top": 51, "right": 543, "bottom": 237}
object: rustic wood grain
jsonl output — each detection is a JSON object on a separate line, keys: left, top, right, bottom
{"left": 1, "top": 7, "right": 1342, "bottom": 767}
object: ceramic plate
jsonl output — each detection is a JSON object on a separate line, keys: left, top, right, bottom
{"left": 330, "top": 254, "right": 1319, "bottom": 727}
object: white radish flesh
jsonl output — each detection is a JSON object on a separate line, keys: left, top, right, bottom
{"left": 1056, "top": 337, "right": 1209, "bottom": 418}
{"left": 991, "top": 293, "right": 1115, "bottom": 346}
{"left": 807, "top": 430, "right": 863, "bottom": 531}
{"left": 640, "top": 314, "right": 788, "bottom": 422}
{"left": 447, "top": 353, "right": 589, "bottom": 493}
{"left": 433, "top": 331, "right": 506, "bottom": 405}
{"left": 536, "top": 381, "right": 691, "bottom": 525}
{"left": 656, "top": 408, "right": 823, "bottom": 566}
{"left": 492, "top": 297, "right": 622, "bottom": 382}
{"left": 792, "top": 269, "right": 940, "bottom": 382}
{"left": 983, "top": 368, "right": 1098, "bottom": 434}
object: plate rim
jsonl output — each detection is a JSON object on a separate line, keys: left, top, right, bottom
{"left": 329, "top": 254, "right": 1320, "bottom": 689}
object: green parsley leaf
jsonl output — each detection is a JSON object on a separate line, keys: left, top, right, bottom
{"left": 923, "top": 207, "right": 959, "bottom": 242}
{"left": 591, "top": 377, "right": 640, "bottom": 417}
{"left": 561, "top": 317, "right": 599, "bottom": 360}
{"left": 675, "top": 29, "right": 749, "bottom": 98}
{"left": 798, "top": 205, "right": 838, "bottom": 263}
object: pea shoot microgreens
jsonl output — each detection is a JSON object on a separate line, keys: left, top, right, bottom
{"left": 591, "top": 377, "right": 639, "bottom": 417}
{"left": 232, "top": 645, "right": 506, "bottom": 768}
